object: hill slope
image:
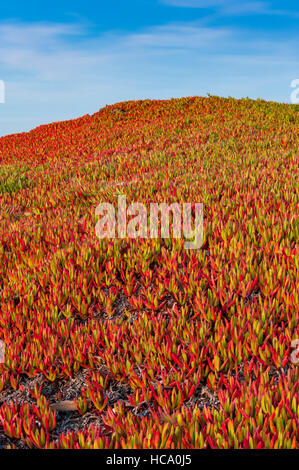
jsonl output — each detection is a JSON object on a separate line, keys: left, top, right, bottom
{"left": 0, "top": 96, "right": 298, "bottom": 449}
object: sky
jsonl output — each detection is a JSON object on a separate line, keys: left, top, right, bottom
{"left": 0, "top": 0, "right": 298, "bottom": 137}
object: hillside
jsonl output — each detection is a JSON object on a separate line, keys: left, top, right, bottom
{"left": 0, "top": 96, "right": 298, "bottom": 449}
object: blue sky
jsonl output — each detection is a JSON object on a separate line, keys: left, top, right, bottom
{"left": 0, "top": 0, "right": 298, "bottom": 137}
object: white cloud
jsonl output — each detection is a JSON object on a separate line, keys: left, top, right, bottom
{"left": 161, "top": 0, "right": 266, "bottom": 9}
{"left": 161, "top": 0, "right": 299, "bottom": 16}
{"left": 0, "top": 22, "right": 109, "bottom": 80}
{"left": 162, "top": 1, "right": 229, "bottom": 6}
{"left": 0, "top": 22, "right": 83, "bottom": 46}
{"left": 123, "top": 23, "right": 230, "bottom": 49}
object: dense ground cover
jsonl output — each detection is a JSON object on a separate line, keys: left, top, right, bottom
{"left": 0, "top": 96, "right": 298, "bottom": 449}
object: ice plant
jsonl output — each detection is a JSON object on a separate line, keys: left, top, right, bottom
{"left": 0, "top": 96, "right": 297, "bottom": 448}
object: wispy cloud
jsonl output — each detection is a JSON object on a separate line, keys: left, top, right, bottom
{"left": 0, "top": 22, "right": 83, "bottom": 47}
{"left": 161, "top": 0, "right": 299, "bottom": 16}
{"left": 161, "top": 1, "right": 229, "bottom": 6}
{"left": 123, "top": 23, "right": 230, "bottom": 49}
{"left": 161, "top": 0, "right": 264, "bottom": 7}
{"left": 0, "top": 22, "right": 109, "bottom": 80}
